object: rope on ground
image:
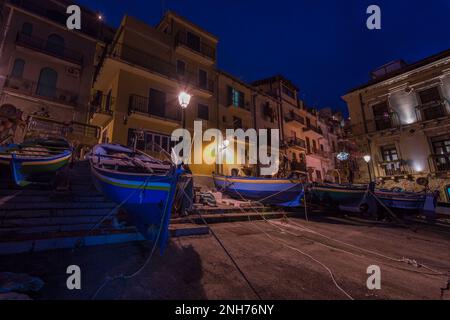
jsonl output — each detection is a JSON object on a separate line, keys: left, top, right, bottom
{"left": 179, "top": 186, "right": 262, "bottom": 300}
{"left": 225, "top": 183, "right": 354, "bottom": 300}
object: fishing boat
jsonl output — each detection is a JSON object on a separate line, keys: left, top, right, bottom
{"left": 309, "top": 183, "right": 368, "bottom": 208}
{"left": 0, "top": 137, "right": 72, "bottom": 186}
{"left": 213, "top": 175, "right": 304, "bottom": 207}
{"left": 89, "top": 144, "right": 182, "bottom": 252}
{"left": 375, "top": 189, "right": 431, "bottom": 213}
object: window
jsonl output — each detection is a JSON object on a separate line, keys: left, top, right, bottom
{"left": 186, "top": 32, "right": 200, "bottom": 51}
{"left": 332, "top": 141, "right": 336, "bottom": 153}
{"left": 36, "top": 67, "right": 58, "bottom": 98}
{"left": 177, "top": 60, "right": 185, "bottom": 76}
{"left": 320, "top": 144, "right": 324, "bottom": 151}
{"left": 232, "top": 116, "right": 242, "bottom": 129}
{"left": 21, "top": 23, "right": 33, "bottom": 36}
{"left": 198, "top": 69, "right": 207, "bottom": 89}
{"left": 228, "top": 86, "right": 244, "bottom": 108}
{"left": 372, "top": 101, "right": 391, "bottom": 130}
{"left": 316, "top": 170, "right": 322, "bottom": 181}
{"left": 11, "top": 59, "right": 25, "bottom": 78}
{"left": 222, "top": 116, "right": 227, "bottom": 123}
{"left": 291, "top": 130, "right": 296, "bottom": 139}
{"left": 380, "top": 145, "right": 400, "bottom": 176}
{"left": 46, "top": 34, "right": 65, "bottom": 57}
{"left": 306, "top": 117, "right": 311, "bottom": 128}
{"left": 128, "top": 129, "right": 172, "bottom": 154}
{"left": 432, "top": 135, "right": 450, "bottom": 172}
{"left": 148, "top": 88, "right": 166, "bottom": 118}
{"left": 418, "top": 87, "right": 444, "bottom": 120}
{"left": 198, "top": 104, "right": 209, "bottom": 121}
{"left": 282, "top": 85, "right": 295, "bottom": 99}
{"left": 312, "top": 140, "right": 317, "bottom": 153}
{"left": 306, "top": 137, "right": 311, "bottom": 154}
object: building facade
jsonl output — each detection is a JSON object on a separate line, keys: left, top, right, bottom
{"left": 91, "top": 12, "right": 218, "bottom": 180}
{"left": 342, "top": 49, "right": 450, "bottom": 200}
{"left": 0, "top": 0, "right": 113, "bottom": 145}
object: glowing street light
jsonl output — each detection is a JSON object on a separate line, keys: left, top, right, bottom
{"left": 178, "top": 91, "right": 191, "bottom": 109}
{"left": 363, "top": 154, "right": 372, "bottom": 182}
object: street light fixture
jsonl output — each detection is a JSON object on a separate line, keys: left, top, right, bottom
{"left": 363, "top": 154, "right": 372, "bottom": 182}
{"left": 178, "top": 92, "right": 191, "bottom": 162}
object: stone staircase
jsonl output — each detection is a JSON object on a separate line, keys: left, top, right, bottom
{"left": 0, "top": 160, "right": 144, "bottom": 255}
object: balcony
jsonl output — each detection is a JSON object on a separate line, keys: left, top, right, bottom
{"left": 416, "top": 101, "right": 449, "bottom": 122}
{"left": 303, "top": 125, "right": 323, "bottom": 135}
{"left": 285, "top": 111, "right": 305, "bottom": 125}
{"left": 4, "top": 76, "right": 79, "bottom": 106}
{"left": 16, "top": 32, "right": 83, "bottom": 65}
{"left": 378, "top": 160, "right": 411, "bottom": 177}
{"left": 373, "top": 112, "right": 400, "bottom": 131}
{"left": 175, "top": 31, "right": 216, "bottom": 61}
{"left": 89, "top": 92, "right": 115, "bottom": 116}
{"left": 110, "top": 43, "right": 214, "bottom": 93}
{"left": 291, "top": 161, "right": 307, "bottom": 172}
{"left": 128, "top": 94, "right": 181, "bottom": 122}
{"left": 430, "top": 154, "right": 450, "bottom": 172}
{"left": 287, "top": 137, "right": 306, "bottom": 149}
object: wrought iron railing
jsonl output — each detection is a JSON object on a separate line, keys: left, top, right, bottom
{"left": 430, "top": 154, "right": 450, "bottom": 172}
{"left": 287, "top": 137, "right": 306, "bottom": 149}
{"left": 90, "top": 91, "right": 114, "bottom": 115}
{"left": 378, "top": 160, "right": 411, "bottom": 176}
{"left": 373, "top": 112, "right": 401, "bottom": 131}
{"left": 4, "top": 76, "right": 79, "bottom": 106}
{"left": 16, "top": 32, "right": 83, "bottom": 65}
{"left": 110, "top": 43, "right": 214, "bottom": 92}
{"left": 285, "top": 111, "right": 305, "bottom": 125}
{"left": 26, "top": 116, "right": 100, "bottom": 141}
{"left": 175, "top": 31, "right": 216, "bottom": 60}
{"left": 415, "top": 101, "right": 448, "bottom": 121}
{"left": 128, "top": 94, "right": 181, "bottom": 122}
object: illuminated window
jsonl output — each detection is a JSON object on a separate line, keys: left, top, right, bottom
{"left": 372, "top": 101, "right": 391, "bottom": 130}
{"left": 228, "top": 86, "right": 244, "bottom": 108}
{"left": 431, "top": 135, "right": 450, "bottom": 172}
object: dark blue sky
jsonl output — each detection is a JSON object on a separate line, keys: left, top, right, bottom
{"left": 77, "top": 0, "right": 450, "bottom": 116}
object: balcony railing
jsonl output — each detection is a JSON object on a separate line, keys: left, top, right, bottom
{"left": 110, "top": 43, "right": 214, "bottom": 93}
{"left": 291, "top": 161, "right": 307, "bottom": 172}
{"left": 16, "top": 32, "right": 83, "bottom": 65}
{"left": 27, "top": 116, "right": 100, "bottom": 141}
{"left": 378, "top": 160, "right": 411, "bottom": 177}
{"left": 285, "top": 111, "right": 305, "bottom": 125}
{"left": 128, "top": 94, "right": 181, "bottom": 122}
{"left": 430, "top": 154, "right": 450, "bottom": 172}
{"left": 373, "top": 112, "right": 400, "bottom": 131}
{"left": 90, "top": 91, "right": 114, "bottom": 116}
{"left": 416, "top": 101, "right": 448, "bottom": 121}
{"left": 287, "top": 137, "right": 306, "bottom": 149}
{"left": 303, "top": 125, "right": 323, "bottom": 135}
{"left": 4, "top": 76, "right": 79, "bottom": 106}
{"left": 175, "top": 31, "right": 216, "bottom": 60}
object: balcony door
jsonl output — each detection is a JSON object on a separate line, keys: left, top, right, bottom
{"left": 36, "top": 68, "right": 58, "bottom": 98}
{"left": 148, "top": 88, "right": 166, "bottom": 118}
{"left": 186, "top": 32, "right": 201, "bottom": 52}
{"left": 380, "top": 145, "right": 400, "bottom": 175}
{"left": 418, "top": 87, "right": 444, "bottom": 120}
{"left": 372, "top": 101, "right": 390, "bottom": 130}
{"left": 432, "top": 135, "right": 450, "bottom": 172}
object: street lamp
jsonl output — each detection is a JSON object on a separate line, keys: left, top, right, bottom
{"left": 363, "top": 154, "right": 372, "bottom": 182}
{"left": 178, "top": 92, "right": 191, "bottom": 162}
{"left": 178, "top": 91, "right": 191, "bottom": 130}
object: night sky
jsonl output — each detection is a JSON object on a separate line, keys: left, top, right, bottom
{"left": 76, "top": 0, "right": 450, "bottom": 116}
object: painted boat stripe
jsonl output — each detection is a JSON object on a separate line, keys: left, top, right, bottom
{"left": 214, "top": 176, "right": 300, "bottom": 184}
{"left": 93, "top": 168, "right": 171, "bottom": 191}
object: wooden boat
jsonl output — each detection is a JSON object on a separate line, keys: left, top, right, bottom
{"left": 213, "top": 175, "right": 304, "bottom": 207}
{"left": 89, "top": 144, "right": 182, "bottom": 252}
{"left": 309, "top": 183, "right": 368, "bottom": 207}
{"left": 0, "top": 137, "right": 72, "bottom": 186}
{"left": 375, "top": 189, "right": 430, "bottom": 212}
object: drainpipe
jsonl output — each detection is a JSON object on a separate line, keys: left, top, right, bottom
{"left": 359, "top": 92, "right": 374, "bottom": 180}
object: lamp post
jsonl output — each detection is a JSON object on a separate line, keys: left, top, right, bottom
{"left": 363, "top": 154, "right": 372, "bottom": 183}
{"left": 178, "top": 91, "right": 191, "bottom": 162}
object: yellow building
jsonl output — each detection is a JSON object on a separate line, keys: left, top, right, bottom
{"left": 91, "top": 12, "right": 218, "bottom": 182}
{"left": 342, "top": 49, "right": 450, "bottom": 201}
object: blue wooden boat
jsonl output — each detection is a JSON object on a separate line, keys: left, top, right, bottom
{"left": 309, "top": 183, "right": 368, "bottom": 207}
{"left": 213, "top": 175, "right": 304, "bottom": 207}
{"left": 0, "top": 138, "right": 72, "bottom": 186}
{"left": 89, "top": 144, "right": 182, "bottom": 253}
{"left": 375, "top": 189, "right": 429, "bottom": 212}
